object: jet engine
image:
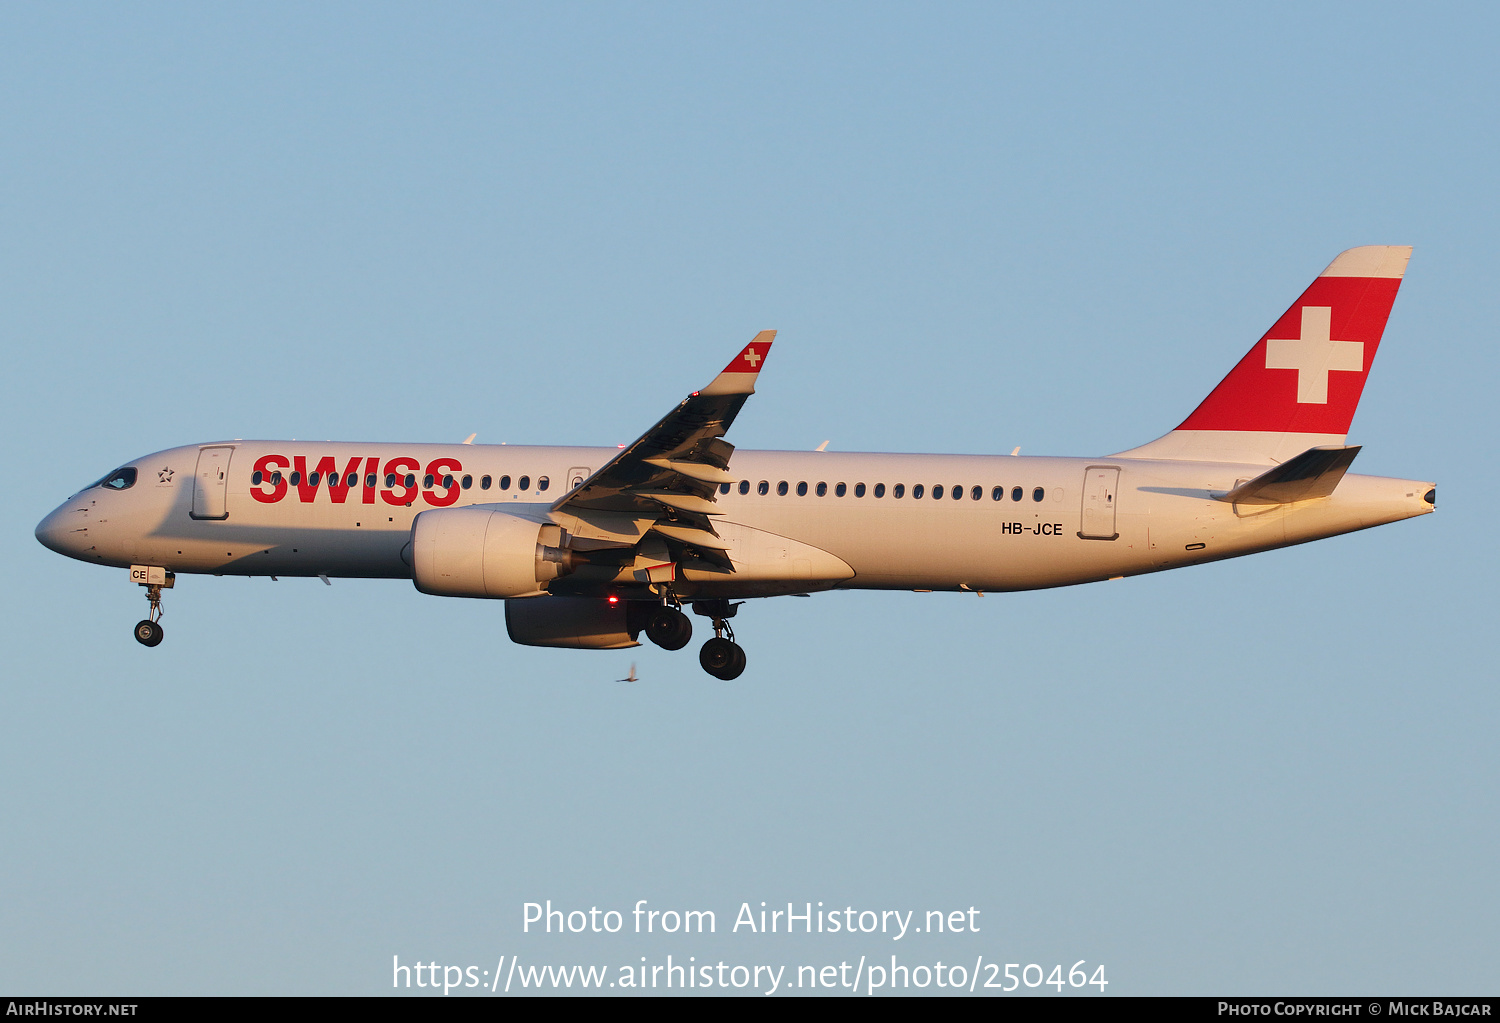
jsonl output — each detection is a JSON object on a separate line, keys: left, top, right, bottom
{"left": 410, "top": 508, "right": 573, "bottom": 598}
{"left": 505, "top": 596, "right": 648, "bottom": 649}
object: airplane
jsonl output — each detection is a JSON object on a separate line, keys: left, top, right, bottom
{"left": 617, "top": 664, "right": 639, "bottom": 684}
{"left": 35, "top": 246, "right": 1434, "bottom": 680}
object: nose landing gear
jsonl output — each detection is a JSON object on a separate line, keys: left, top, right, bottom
{"left": 134, "top": 584, "right": 166, "bottom": 647}
{"left": 130, "top": 567, "right": 174, "bottom": 647}
{"left": 693, "top": 599, "right": 746, "bottom": 680}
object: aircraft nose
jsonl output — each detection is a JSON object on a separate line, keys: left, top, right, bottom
{"left": 35, "top": 503, "right": 82, "bottom": 556}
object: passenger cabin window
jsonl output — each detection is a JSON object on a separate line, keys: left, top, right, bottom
{"left": 816, "top": 482, "right": 827, "bottom": 497}
{"left": 538, "top": 477, "right": 549, "bottom": 492}
{"left": 739, "top": 480, "right": 750, "bottom": 495}
{"left": 442, "top": 474, "right": 454, "bottom": 489}
{"left": 328, "top": 472, "right": 339, "bottom": 486}
{"left": 777, "top": 481, "right": 788, "bottom": 496}
{"left": 1033, "top": 487, "right": 1045, "bottom": 502}
{"left": 519, "top": 476, "right": 530, "bottom": 491}
{"left": 758, "top": 480, "right": 769, "bottom": 496}
{"left": 500, "top": 475, "right": 511, "bottom": 490}
{"left": 893, "top": 484, "right": 905, "bottom": 498}
{"left": 461, "top": 475, "right": 473, "bottom": 490}
{"left": 404, "top": 474, "right": 416, "bottom": 488}
{"left": 1011, "top": 486, "right": 1023, "bottom": 502}
{"left": 252, "top": 471, "right": 263, "bottom": 486}
{"left": 720, "top": 483, "right": 731, "bottom": 495}
{"left": 797, "top": 482, "right": 808, "bottom": 496}
{"left": 481, "top": 475, "right": 492, "bottom": 489}
{"left": 271, "top": 471, "right": 283, "bottom": 486}
{"left": 835, "top": 482, "right": 847, "bottom": 497}
{"left": 992, "top": 486, "right": 1003, "bottom": 501}
{"left": 384, "top": 473, "right": 396, "bottom": 488}
{"left": 874, "top": 483, "right": 885, "bottom": 498}
{"left": 308, "top": 472, "right": 320, "bottom": 486}
{"left": 366, "top": 474, "right": 377, "bottom": 488}
{"left": 290, "top": 471, "right": 303, "bottom": 486}
{"left": 972, "top": 485, "right": 983, "bottom": 501}
{"left": 423, "top": 474, "right": 435, "bottom": 488}
{"left": 913, "top": 484, "right": 925, "bottom": 499}
{"left": 932, "top": 485, "right": 943, "bottom": 499}
{"left": 855, "top": 483, "right": 866, "bottom": 497}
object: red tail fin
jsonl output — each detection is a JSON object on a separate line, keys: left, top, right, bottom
{"left": 1117, "top": 246, "right": 1411, "bottom": 463}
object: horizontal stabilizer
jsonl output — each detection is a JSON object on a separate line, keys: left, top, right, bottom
{"left": 1222, "top": 446, "right": 1361, "bottom": 506}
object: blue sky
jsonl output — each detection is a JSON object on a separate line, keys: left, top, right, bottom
{"left": 2, "top": 2, "right": 1495, "bottom": 995}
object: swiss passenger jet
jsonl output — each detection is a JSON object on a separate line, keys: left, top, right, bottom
{"left": 36, "top": 247, "right": 1434, "bottom": 679}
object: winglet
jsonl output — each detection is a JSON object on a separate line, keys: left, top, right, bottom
{"left": 700, "top": 330, "right": 776, "bottom": 396}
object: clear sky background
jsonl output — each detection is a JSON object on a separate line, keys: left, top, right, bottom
{"left": 2, "top": 2, "right": 1495, "bottom": 996}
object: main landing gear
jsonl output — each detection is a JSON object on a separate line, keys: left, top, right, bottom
{"left": 693, "top": 599, "right": 745, "bottom": 681}
{"left": 641, "top": 596, "right": 747, "bottom": 679}
{"left": 644, "top": 604, "right": 693, "bottom": 650}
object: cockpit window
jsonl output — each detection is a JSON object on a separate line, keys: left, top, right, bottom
{"left": 96, "top": 467, "right": 137, "bottom": 491}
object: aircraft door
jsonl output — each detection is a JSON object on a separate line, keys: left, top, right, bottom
{"left": 566, "top": 466, "right": 591, "bottom": 492}
{"left": 1078, "top": 466, "right": 1120, "bottom": 540}
{"left": 190, "top": 446, "right": 234, "bottom": 520}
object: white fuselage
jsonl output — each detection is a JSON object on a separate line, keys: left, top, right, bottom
{"left": 36, "top": 441, "right": 1435, "bottom": 596}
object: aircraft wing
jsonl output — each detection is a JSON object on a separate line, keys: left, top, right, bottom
{"left": 549, "top": 331, "right": 776, "bottom": 569}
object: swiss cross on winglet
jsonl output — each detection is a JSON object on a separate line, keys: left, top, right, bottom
{"left": 701, "top": 330, "right": 777, "bottom": 396}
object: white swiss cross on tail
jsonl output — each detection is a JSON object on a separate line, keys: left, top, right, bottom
{"left": 743, "top": 347, "right": 761, "bottom": 368}
{"left": 1264, "top": 306, "right": 1364, "bottom": 404}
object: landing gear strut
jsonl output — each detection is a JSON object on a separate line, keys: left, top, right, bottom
{"left": 134, "top": 583, "right": 166, "bottom": 647}
{"left": 692, "top": 599, "right": 746, "bottom": 680}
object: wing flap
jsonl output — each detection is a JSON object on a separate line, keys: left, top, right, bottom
{"left": 631, "top": 490, "right": 724, "bottom": 515}
{"left": 547, "top": 331, "right": 776, "bottom": 580}
{"left": 641, "top": 459, "right": 736, "bottom": 486}
{"left": 650, "top": 523, "right": 732, "bottom": 550}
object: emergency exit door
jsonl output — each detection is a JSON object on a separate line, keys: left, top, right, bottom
{"left": 1078, "top": 466, "right": 1120, "bottom": 540}
{"left": 190, "top": 446, "right": 234, "bottom": 520}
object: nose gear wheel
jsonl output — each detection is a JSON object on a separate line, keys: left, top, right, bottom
{"left": 134, "top": 583, "right": 166, "bottom": 647}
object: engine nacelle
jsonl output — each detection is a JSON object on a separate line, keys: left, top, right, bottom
{"left": 411, "top": 507, "right": 571, "bottom": 598}
{"left": 505, "top": 596, "right": 647, "bottom": 649}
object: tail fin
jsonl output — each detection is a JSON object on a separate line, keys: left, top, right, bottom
{"left": 1116, "top": 246, "right": 1411, "bottom": 463}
